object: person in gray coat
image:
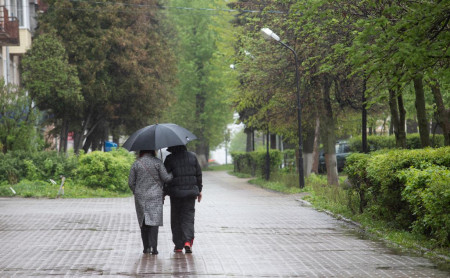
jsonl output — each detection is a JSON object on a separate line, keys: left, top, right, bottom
{"left": 128, "top": 150, "right": 173, "bottom": 255}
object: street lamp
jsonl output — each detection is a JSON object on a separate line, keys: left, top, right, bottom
{"left": 260, "top": 27, "right": 305, "bottom": 188}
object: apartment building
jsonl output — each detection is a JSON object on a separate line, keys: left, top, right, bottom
{"left": 0, "top": 0, "right": 40, "bottom": 85}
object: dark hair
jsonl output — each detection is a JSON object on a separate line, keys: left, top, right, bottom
{"left": 139, "top": 150, "right": 156, "bottom": 157}
{"left": 167, "top": 145, "right": 187, "bottom": 153}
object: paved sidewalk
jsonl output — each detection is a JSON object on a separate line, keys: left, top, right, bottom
{"left": 0, "top": 171, "right": 448, "bottom": 277}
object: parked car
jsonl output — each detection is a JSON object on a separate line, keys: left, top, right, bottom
{"left": 318, "top": 141, "right": 351, "bottom": 173}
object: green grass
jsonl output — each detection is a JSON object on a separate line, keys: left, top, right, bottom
{"left": 248, "top": 177, "right": 304, "bottom": 194}
{"left": 0, "top": 179, "right": 132, "bottom": 199}
{"left": 233, "top": 171, "right": 450, "bottom": 265}
{"left": 204, "top": 164, "right": 234, "bottom": 171}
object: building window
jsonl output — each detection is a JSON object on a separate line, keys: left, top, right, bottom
{"left": 10, "top": 0, "right": 24, "bottom": 27}
{"left": 17, "top": 0, "right": 23, "bottom": 27}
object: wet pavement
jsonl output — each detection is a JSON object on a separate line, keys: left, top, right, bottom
{"left": 0, "top": 171, "right": 448, "bottom": 277}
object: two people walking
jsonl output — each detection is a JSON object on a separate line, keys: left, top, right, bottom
{"left": 128, "top": 145, "right": 203, "bottom": 255}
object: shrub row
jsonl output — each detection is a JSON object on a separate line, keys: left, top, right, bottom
{"left": 0, "top": 148, "right": 135, "bottom": 193}
{"left": 231, "top": 150, "right": 282, "bottom": 177}
{"left": 349, "top": 134, "right": 445, "bottom": 152}
{"left": 345, "top": 147, "right": 450, "bottom": 246}
{"left": 0, "top": 150, "right": 78, "bottom": 184}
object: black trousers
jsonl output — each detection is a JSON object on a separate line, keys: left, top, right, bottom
{"left": 140, "top": 220, "right": 159, "bottom": 250}
{"left": 170, "top": 197, "right": 196, "bottom": 248}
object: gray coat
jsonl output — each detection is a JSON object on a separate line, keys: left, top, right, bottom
{"left": 128, "top": 154, "right": 173, "bottom": 227}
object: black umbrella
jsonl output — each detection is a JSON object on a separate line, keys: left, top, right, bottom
{"left": 122, "top": 123, "right": 197, "bottom": 151}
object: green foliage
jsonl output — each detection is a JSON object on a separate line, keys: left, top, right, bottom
{"left": 400, "top": 166, "right": 450, "bottom": 246}
{"left": 37, "top": 0, "right": 177, "bottom": 152}
{"left": 248, "top": 177, "right": 303, "bottom": 194}
{"left": 75, "top": 149, "right": 134, "bottom": 192}
{"left": 345, "top": 147, "right": 450, "bottom": 246}
{"left": 21, "top": 32, "right": 82, "bottom": 118}
{"left": 0, "top": 150, "right": 78, "bottom": 184}
{"left": 205, "top": 164, "right": 234, "bottom": 171}
{"left": 163, "top": 0, "right": 235, "bottom": 155}
{"left": 0, "top": 80, "right": 43, "bottom": 153}
{"left": 231, "top": 150, "right": 282, "bottom": 178}
{"left": 280, "top": 149, "right": 297, "bottom": 173}
{"left": 349, "top": 134, "right": 445, "bottom": 152}
{"left": 229, "top": 129, "right": 247, "bottom": 152}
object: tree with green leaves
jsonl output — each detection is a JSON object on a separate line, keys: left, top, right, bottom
{"left": 345, "top": 0, "right": 450, "bottom": 147}
{"left": 21, "top": 32, "right": 83, "bottom": 153}
{"left": 163, "top": 0, "right": 235, "bottom": 167}
{"left": 37, "top": 0, "right": 176, "bottom": 153}
{"left": 0, "top": 80, "right": 42, "bottom": 153}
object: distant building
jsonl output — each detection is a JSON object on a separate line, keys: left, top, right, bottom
{"left": 0, "top": 0, "right": 42, "bottom": 85}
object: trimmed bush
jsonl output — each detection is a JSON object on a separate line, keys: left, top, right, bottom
{"left": 345, "top": 147, "right": 450, "bottom": 242}
{"left": 399, "top": 166, "right": 450, "bottom": 246}
{"left": 349, "top": 134, "right": 445, "bottom": 152}
{"left": 344, "top": 153, "right": 370, "bottom": 213}
{"left": 75, "top": 148, "right": 135, "bottom": 192}
{"left": 0, "top": 150, "right": 78, "bottom": 184}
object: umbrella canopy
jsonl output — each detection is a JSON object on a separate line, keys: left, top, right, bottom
{"left": 122, "top": 123, "right": 197, "bottom": 151}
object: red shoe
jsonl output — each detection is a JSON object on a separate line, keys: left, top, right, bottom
{"left": 184, "top": 241, "right": 192, "bottom": 253}
{"left": 174, "top": 247, "right": 183, "bottom": 253}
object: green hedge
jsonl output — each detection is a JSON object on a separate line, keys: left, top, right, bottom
{"left": 399, "top": 166, "right": 450, "bottom": 246}
{"left": 0, "top": 150, "right": 78, "bottom": 184}
{"left": 345, "top": 147, "right": 450, "bottom": 246}
{"left": 0, "top": 149, "right": 135, "bottom": 194}
{"left": 231, "top": 150, "right": 282, "bottom": 177}
{"left": 349, "top": 134, "right": 445, "bottom": 152}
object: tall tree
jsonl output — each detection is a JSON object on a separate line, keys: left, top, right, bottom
{"left": 37, "top": 0, "right": 176, "bottom": 153}
{"left": 164, "top": 0, "right": 235, "bottom": 167}
{"left": 21, "top": 32, "right": 82, "bottom": 153}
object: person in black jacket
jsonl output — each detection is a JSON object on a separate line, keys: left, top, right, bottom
{"left": 164, "top": 145, "right": 203, "bottom": 253}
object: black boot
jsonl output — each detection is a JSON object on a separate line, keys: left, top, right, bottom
{"left": 148, "top": 226, "right": 159, "bottom": 255}
{"left": 141, "top": 226, "right": 150, "bottom": 254}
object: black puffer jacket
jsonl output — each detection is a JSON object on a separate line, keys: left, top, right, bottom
{"left": 164, "top": 146, "right": 202, "bottom": 198}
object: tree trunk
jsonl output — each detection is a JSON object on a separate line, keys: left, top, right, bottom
{"left": 362, "top": 80, "right": 368, "bottom": 152}
{"left": 59, "top": 118, "right": 69, "bottom": 153}
{"left": 429, "top": 80, "right": 450, "bottom": 145}
{"left": 397, "top": 92, "right": 407, "bottom": 147}
{"left": 321, "top": 77, "right": 339, "bottom": 186}
{"left": 63, "top": 119, "right": 69, "bottom": 153}
{"left": 270, "top": 134, "right": 277, "bottom": 149}
{"left": 311, "top": 117, "right": 320, "bottom": 174}
{"left": 195, "top": 90, "right": 208, "bottom": 168}
{"left": 303, "top": 123, "right": 316, "bottom": 177}
{"left": 245, "top": 127, "right": 253, "bottom": 152}
{"left": 388, "top": 88, "right": 406, "bottom": 148}
{"left": 413, "top": 76, "right": 430, "bottom": 147}
{"left": 74, "top": 109, "right": 94, "bottom": 154}
{"left": 265, "top": 131, "right": 270, "bottom": 180}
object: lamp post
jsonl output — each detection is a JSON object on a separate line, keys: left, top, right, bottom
{"left": 260, "top": 27, "right": 305, "bottom": 188}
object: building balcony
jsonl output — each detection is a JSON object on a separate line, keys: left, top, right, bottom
{"left": 0, "top": 6, "right": 20, "bottom": 46}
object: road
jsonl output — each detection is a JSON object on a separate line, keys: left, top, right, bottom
{"left": 0, "top": 171, "right": 448, "bottom": 277}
